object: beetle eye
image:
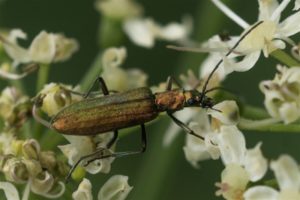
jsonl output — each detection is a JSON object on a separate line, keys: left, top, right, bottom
{"left": 187, "top": 98, "right": 195, "bottom": 105}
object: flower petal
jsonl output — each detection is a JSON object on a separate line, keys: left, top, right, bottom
{"left": 0, "top": 182, "right": 20, "bottom": 200}
{"left": 156, "top": 17, "right": 191, "bottom": 41}
{"left": 258, "top": 0, "right": 279, "bottom": 21}
{"left": 102, "top": 47, "right": 127, "bottom": 69}
{"left": 123, "top": 18, "right": 155, "bottom": 48}
{"left": 200, "top": 53, "right": 226, "bottom": 81}
{"left": 217, "top": 126, "right": 246, "bottom": 165}
{"left": 98, "top": 175, "right": 133, "bottom": 200}
{"left": 211, "top": 0, "right": 249, "bottom": 28}
{"left": 244, "top": 142, "right": 268, "bottom": 182}
{"left": 2, "top": 29, "right": 30, "bottom": 65}
{"left": 244, "top": 186, "right": 279, "bottom": 200}
{"left": 278, "top": 102, "right": 300, "bottom": 124}
{"left": 95, "top": 0, "right": 142, "bottom": 20}
{"left": 270, "top": 155, "right": 300, "bottom": 191}
{"left": 220, "top": 164, "right": 249, "bottom": 200}
{"left": 224, "top": 51, "right": 261, "bottom": 74}
{"left": 29, "top": 31, "right": 56, "bottom": 63}
{"left": 72, "top": 178, "right": 93, "bottom": 200}
{"left": 208, "top": 100, "right": 240, "bottom": 125}
{"left": 278, "top": 11, "right": 300, "bottom": 37}
{"left": 294, "top": 0, "right": 300, "bottom": 10}
{"left": 270, "top": 0, "right": 291, "bottom": 22}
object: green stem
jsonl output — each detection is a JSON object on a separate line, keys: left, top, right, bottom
{"left": 241, "top": 104, "right": 270, "bottom": 119}
{"left": 80, "top": 52, "right": 103, "bottom": 91}
{"left": 34, "top": 64, "right": 50, "bottom": 139}
{"left": 238, "top": 117, "right": 300, "bottom": 133}
{"left": 271, "top": 49, "right": 300, "bottom": 67}
{"left": 36, "top": 64, "right": 50, "bottom": 92}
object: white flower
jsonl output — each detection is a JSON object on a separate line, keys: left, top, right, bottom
{"left": 207, "top": 101, "right": 240, "bottom": 125}
{"left": 58, "top": 133, "right": 115, "bottom": 175}
{"left": 260, "top": 65, "right": 300, "bottom": 124}
{"left": 73, "top": 175, "right": 133, "bottom": 200}
{"left": 98, "top": 175, "right": 133, "bottom": 200}
{"left": 101, "top": 47, "right": 147, "bottom": 91}
{"left": 95, "top": 0, "right": 142, "bottom": 20}
{"left": 72, "top": 178, "right": 93, "bottom": 200}
{"left": 1, "top": 29, "right": 79, "bottom": 66}
{"left": 183, "top": 111, "right": 220, "bottom": 168}
{"left": 38, "top": 83, "right": 82, "bottom": 117}
{"left": 123, "top": 17, "right": 191, "bottom": 48}
{"left": 95, "top": 0, "right": 190, "bottom": 48}
{"left": 182, "top": 101, "right": 239, "bottom": 167}
{"left": 244, "top": 154, "right": 300, "bottom": 200}
{"left": 209, "top": 0, "right": 300, "bottom": 72}
{"left": 215, "top": 126, "right": 267, "bottom": 200}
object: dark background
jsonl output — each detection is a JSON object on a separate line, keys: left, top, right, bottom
{"left": 0, "top": 0, "right": 299, "bottom": 199}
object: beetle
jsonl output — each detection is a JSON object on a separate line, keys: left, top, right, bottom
{"left": 32, "top": 21, "right": 263, "bottom": 181}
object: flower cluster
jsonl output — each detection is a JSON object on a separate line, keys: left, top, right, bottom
{"left": 96, "top": 0, "right": 191, "bottom": 48}
{"left": 0, "top": 135, "right": 67, "bottom": 199}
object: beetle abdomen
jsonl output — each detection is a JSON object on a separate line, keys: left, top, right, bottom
{"left": 51, "top": 88, "right": 158, "bottom": 135}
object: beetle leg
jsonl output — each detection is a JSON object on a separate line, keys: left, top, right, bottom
{"left": 106, "top": 130, "right": 118, "bottom": 149}
{"left": 84, "top": 76, "right": 109, "bottom": 98}
{"left": 82, "top": 124, "right": 147, "bottom": 167}
{"left": 167, "top": 112, "right": 204, "bottom": 140}
{"left": 65, "top": 126, "right": 146, "bottom": 182}
{"left": 166, "top": 76, "right": 183, "bottom": 91}
{"left": 65, "top": 147, "right": 107, "bottom": 182}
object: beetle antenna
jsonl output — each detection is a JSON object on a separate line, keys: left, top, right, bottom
{"left": 200, "top": 21, "right": 263, "bottom": 102}
{"left": 204, "top": 86, "right": 235, "bottom": 95}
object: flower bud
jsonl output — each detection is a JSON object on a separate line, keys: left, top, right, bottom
{"left": 71, "top": 166, "right": 86, "bottom": 182}
{"left": 22, "top": 139, "right": 40, "bottom": 160}
{"left": 39, "top": 83, "right": 81, "bottom": 116}
{"left": 39, "top": 151, "right": 57, "bottom": 171}
{"left": 0, "top": 87, "right": 30, "bottom": 128}
{"left": 2, "top": 157, "right": 28, "bottom": 183}
{"left": 23, "top": 159, "right": 42, "bottom": 177}
{"left": 31, "top": 171, "right": 54, "bottom": 195}
{"left": 11, "top": 139, "right": 24, "bottom": 156}
{"left": 291, "top": 44, "right": 300, "bottom": 61}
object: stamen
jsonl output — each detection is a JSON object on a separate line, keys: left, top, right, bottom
{"left": 167, "top": 45, "right": 228, "bottom": 53}
{"left": 211, "top": 0, "right": 249, "bottom": 29}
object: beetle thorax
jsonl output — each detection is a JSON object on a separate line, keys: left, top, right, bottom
{"left": 154, "top": 89, "right": 185, "bottom": 112}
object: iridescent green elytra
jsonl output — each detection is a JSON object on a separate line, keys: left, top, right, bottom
{"left": 51, "top": 87, "right": 159, "bottom": 135}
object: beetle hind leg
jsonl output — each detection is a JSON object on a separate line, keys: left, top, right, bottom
{"left": 65, "top": 125, "right": 147, "bottom": 182}
{"left": 84, "top": 124, "right": 147, "bottom": 166}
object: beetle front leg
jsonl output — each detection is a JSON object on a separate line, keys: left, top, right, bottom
{"left": 167, "top": 112, "right": 204, "bottom": 140}
{"left": 166, "top": 76, "right": 183, "bottom": 91}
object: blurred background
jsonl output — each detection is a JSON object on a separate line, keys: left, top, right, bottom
{"left": 0, "top": 0, "right": 299, "bottom": 199}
